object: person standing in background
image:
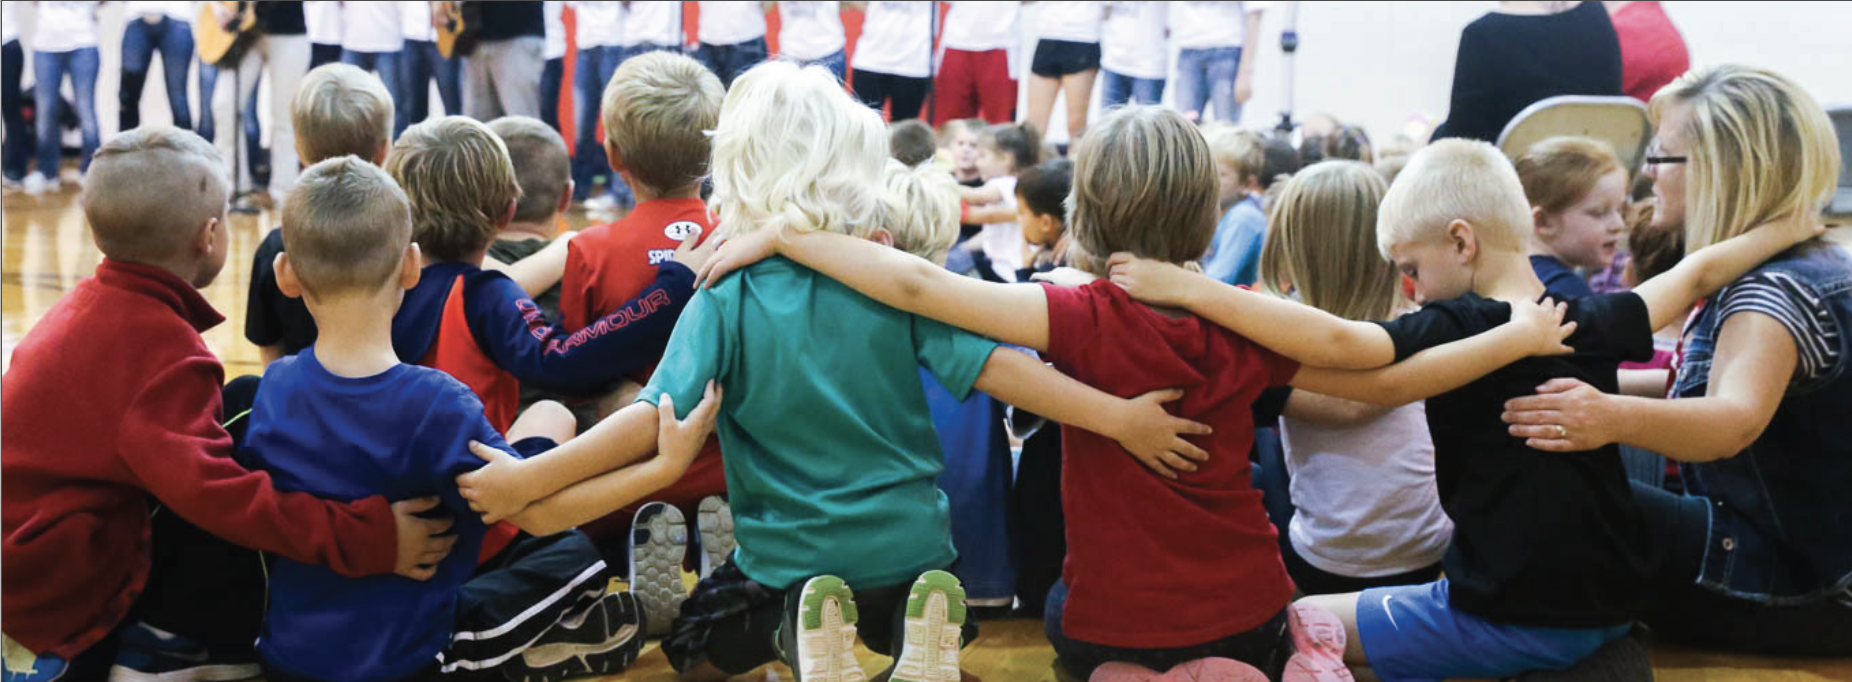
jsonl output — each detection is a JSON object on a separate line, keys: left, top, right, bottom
{"left": 304, "top": 0, "right": 342, "bottom": 68}
{"left": 1099, "top": 0, "right": 1168, "bottom": 107}
{"left": 455, "top": 1, "right": 546, "bottom": 120}
{"left": 1432, "top": 1, "right": 1622, "bottom": 142}
{"left": 26, "top": 1, "right": 103, "bottom": 195}
{"left": 399, "top": 0, "right": 462, "bottom": 130}
{"left": 211, "top": 1, "right": 310, "bottom": 209}
{"left": 569, "top": 1, "right": 623, "bottom": 206}
{"left": 119, "top": 1, "right": 196, "bottom": 133}
{"left": 1026, "top": 1, "right": 1104, "bottom": 146}
{"left": 1171, "top": 0, "right": 1266, "bottom": 124}
{"left": 339, "top": 1, "right": 405, "bottom": 134}
{"left": 776, "top": 1, "right": 848, "bottom": 80}
{"left": 1605, "top": 1, "right": 1688, "bottom": 103}
{"left": 935, "top": 0, "right": 1020, "bottom": 125}
{"left": 1, "top": 1, "right": 29, "bottom": 189}
{"left": 851, "top": 0, "right": 934, "bottom": 121}
{"left": 540, "top": 1, "right": 567, "bottom": 131}
{"left": 695, "top": 0, "right": 769, "bottom": 88}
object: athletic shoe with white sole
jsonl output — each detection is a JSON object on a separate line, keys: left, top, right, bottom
{"left": 502, "top": 591, "right": 645, "bottom": 682}
{"left": 1282, "top": 603, "right": 1355, "bottom": 682}
{"left": 780, "top": 575, "right": 865, "bottom": 682}
{"left": 695, "top": 496, "right": 736, "bottom": 578}
{"left": 628, "top": 502, "right": 689, "bottom": 638}
{"left": 105, "top": 622, "right": 259, "bottom": 682}
{"left": 889, "top": 570, "right": 966, "bottom": 682}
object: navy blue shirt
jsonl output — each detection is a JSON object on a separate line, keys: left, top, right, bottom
{"left": 241, "top": 350, "right": 516, "bottom": 682}
{"left": 1530, "top": 254, "right": 1595, "bottom": 301}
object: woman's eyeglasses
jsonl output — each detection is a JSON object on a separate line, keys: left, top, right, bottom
{"left": 1644, "top": 144, "right": 1687, "bottom": 165}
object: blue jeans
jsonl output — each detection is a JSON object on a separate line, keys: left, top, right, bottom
{"left": 120, "top": 15, "right": 195, "bottom": 130}
{"left": 340, "top": 49, "right": 405, "bottom": 135}
{"left": 694, "top": 37, "right": 767, "bottom": 89}
{"left": 33, "top": 48, "right": 100, "bottom": 175}
{"left": 570, "top": 45, "right": 624, "bottom": 200}
{"left": 196, "top": 64, "right": 268, "bottom": 184}
{"left": 802, "top": 49, "right": 847, "bottom": 82}
{"left": 1174, "top": 47, "right": 1242, "bottom": 123}
{"left": 1099, "top": 69, "right": 1165, "bottom": 108}
{"left": 2, "top": 40, "right": 31, "bottom": 180}
{"left": 399, "top": 39, "right": 463, "bottom": 131}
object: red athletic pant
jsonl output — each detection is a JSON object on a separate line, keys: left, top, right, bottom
{"left": 934, "top": 48, "right": 1016, "bottom": 125}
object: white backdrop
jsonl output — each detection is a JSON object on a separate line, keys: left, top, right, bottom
{"left": 7, "top": 1, "right": 1852, "bottom": 148}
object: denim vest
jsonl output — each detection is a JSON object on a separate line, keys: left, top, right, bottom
{"left": 1672, "top": 240, "right": 1852, "bottom": 603}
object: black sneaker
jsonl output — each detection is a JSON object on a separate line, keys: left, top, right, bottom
{"left": 501, "top": 591, "right": 644, "bottom": 682}
{"left": 777, "top": 575, "right": 865, "bottom": 682}
{"left": 105, "top": 622, "right": 260, "bottom": 682}
{"left": 628, "top": 502, "right": 689, "bottom": 638}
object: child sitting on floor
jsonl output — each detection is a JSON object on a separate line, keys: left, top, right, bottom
{"left": 1515, "top": 136, "right": 1630, "bottom": 301}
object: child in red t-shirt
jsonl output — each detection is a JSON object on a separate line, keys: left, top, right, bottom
{"left": 695, "top": 106, "right": 1580, "bottom": 681}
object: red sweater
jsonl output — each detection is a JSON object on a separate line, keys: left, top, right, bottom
{"left": 1611, "top": 1, "right": 1688, "bottom": 103}
{"left": 1, "top": 260, "right": 399, "bottom": 658}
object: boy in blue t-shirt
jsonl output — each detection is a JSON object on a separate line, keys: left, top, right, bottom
{"left": 241, "top": 157, "right": 721, "bottom": 682}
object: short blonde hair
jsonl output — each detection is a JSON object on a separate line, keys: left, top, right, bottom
{"left": 487, "top": 116, "right": 570, "bottom": 223}
{"left": 1069, "top": 105, "right": 1220, "bottom": 272}
{"left": 709, "top": 60, "right": 887, "bottom": 239}
{"left": 386, "top": 116, "right": 521, "bottom": 262}
{"left": 1204, "top": 125, "right": 1266, "bottom": 184}
{"left": 1650, "top": 65, "right": 1841, "bottom": 253}
{"left": 81, "top": 126, "right": 228, "bottom": 262}
{"left": 1515, "top": 136, "right": 1622, "bottom": 215}
{"left": 292, "top": 63, "right": 394, "bottom": 164}
{"left": 1260, "top": 161, "right": 1400, "bottom": 321}
{"left": 1377, "top": 138, "right": 1532, "bottom": 259}
{"left": 283, "top": 156, "right": 413, "bottom": 296}
{"left": 601, "top": 51, "right": 724, "bottom": 197}
{"left": 880, "top": 160, "right": 960, "bottom": 260}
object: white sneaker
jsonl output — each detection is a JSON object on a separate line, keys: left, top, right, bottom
{"left": 23, "top": 172, "right": 48, "bottom": 195}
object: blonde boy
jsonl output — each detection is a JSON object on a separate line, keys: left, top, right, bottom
{"left": 2, "top": 128, "right": 438, "bottom": 680}
{"left": 1203, "top": 126, "right": 1270, "bottom": 285}
{"left": 247, "top": 63, "right": 397, "bottom": 365}
{"left": 882, "top": 159, "right": 962, "bottom": 260}
{"left": 455, "top": 62, "right": 1212, "bottom": 682}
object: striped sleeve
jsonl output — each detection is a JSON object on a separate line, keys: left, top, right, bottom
{"left": 1715, "top": 273, "right": 1841, "bottom": 382}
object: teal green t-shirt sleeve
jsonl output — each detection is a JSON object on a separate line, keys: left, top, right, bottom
{"left": 912, "top": 314, "right": 999, "bottom": 402}
{"left": 638, "top": 289, "right": 728, "bottom": 418}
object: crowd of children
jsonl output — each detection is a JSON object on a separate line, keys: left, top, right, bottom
{"left": 5, "top": 5, "right": 1851, "bottom": 682}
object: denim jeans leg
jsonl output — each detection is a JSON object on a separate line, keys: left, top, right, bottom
{"left": 374, "top": 51, "right": 403, "bottom": 135}
{"left": 434, "top": 47, "right": 463, "bottom": 115}
{"left": 197, "top": 62, "right": 217, "bottom": 140}
{"left": 1205, "top": 47, "right": 1242, "bottom": 123}
{"left": 399, "top": 42, "right": 431, "bottom": 129}
{"left": 1132, "top": 77, "right": 1165, "bottom": 106}
{"left": 160, "top": 19, "right": 195, "bottom": 128}
{"left": 1099, "top": 69, "right": 1131, "bottom": 108}
{"left": 33, "top": 50, "right": 69, "bottom": 176}
{"left": 1173, "top": 49, "right": 1209, "bottom": 120}
{"left": 70, "top": 47, "right": 100, "bottom": 171}
{"left": 570, "top": 46, "right": 606, "bottom": 200}
{"left": 119, "top": 19, "right": 156, "bottom": 130}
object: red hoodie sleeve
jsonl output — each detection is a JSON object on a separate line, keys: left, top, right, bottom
{"left": 115, "top": 356, "right": 399, "bottom": 578}
{"left": 560, "top": 238, "right": 593, "bottom": 332}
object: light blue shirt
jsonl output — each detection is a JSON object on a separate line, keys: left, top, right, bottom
{"left": 1203, "top": 196, "right": 1267, "bottom": 286}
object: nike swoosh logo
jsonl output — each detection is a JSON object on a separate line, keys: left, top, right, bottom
{"left": 1382, "top": 594, "right": 1400, "bottom": 630}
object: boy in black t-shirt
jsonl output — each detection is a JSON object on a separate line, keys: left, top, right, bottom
{"left": 1105, "top": 138, "right": 1819, "bottom": 682}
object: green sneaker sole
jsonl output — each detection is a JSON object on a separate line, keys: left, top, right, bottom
{"left": 795, "top": 576, "right": 865, "bottom": 682}
{"left": 891, "top": 570, "right": 966, "bottom": 682}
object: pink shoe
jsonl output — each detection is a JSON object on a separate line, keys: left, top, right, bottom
{"left": 1090, "top": 662, "right": 1165, "bottom": 682}
{"left": 1283, "top": 603, "right": 1356, "bottom": 682}
{"left": 1159, "top": 658, "right": 1270, "bottom": 682}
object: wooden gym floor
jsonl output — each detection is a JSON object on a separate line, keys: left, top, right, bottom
{"left": 5, "top": 181, "right": 1851, "bottom": 681}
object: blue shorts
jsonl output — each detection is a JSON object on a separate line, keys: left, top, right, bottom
{"left": 1355, "top": 579, "right": 1630, "bottom": 682}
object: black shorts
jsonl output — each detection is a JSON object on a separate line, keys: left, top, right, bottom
{"left": 1031, "top": 39, "right": 1101, "bottom": 77}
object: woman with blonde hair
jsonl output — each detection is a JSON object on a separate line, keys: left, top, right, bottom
{"left": 1503, "top": 65, "right": 1852, "bottom": 655}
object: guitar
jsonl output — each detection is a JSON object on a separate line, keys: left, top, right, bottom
{"left": 193, "top": 1, "right": 257, "bottom": 66}
{"left": 434, "top": 1, "right": 482, "bottom": 59}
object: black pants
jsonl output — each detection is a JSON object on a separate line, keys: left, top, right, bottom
{"left": 441, "top": 530, "right": 614, "bottom": 678}
{"left": 1012, "top": 418, "right": 1066, "bottom": 615}
{"left": 309, "top": 43, "right": 341, "bottom": 70}
{"left": 2, "top": 39, "right": 33, "bottom": 180}
{"left": 1045, "top": 580, "right": 1293, "bottom": 679}
{"left": 664, "top": 561, "right": 980, "bottom": 675}
{"left": 539, "top": 56, "right": 563, "bottom": 132}
{"left": 1279, "top": 537, "right": 1443, "bottom": 596}
{"left": 851, "top": 69, "right": 931, "bottom": 121}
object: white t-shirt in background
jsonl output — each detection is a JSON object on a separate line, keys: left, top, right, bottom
{"left": 342, "top": 2, "right": 405, "bottom": 53}
{"left": 777, "top": 1, "right": 845, "bottom": 61}
{"left": 306, "top": 1, "right": 344, "bottom": 45}
{"left": 978, "top": 175, "right": 1025, "bottom": 283}
{"left": 940, "top": 1, "right": 1018, "bottom": 52}
{"left": 32, "top": 2, "right": 100, "bottom": 52}
{"left": 544, "top": 1, "right": 567, "bottom": 59}
{"left": 3, "top": 3, "right": 20, "bottom": 44}
{"left": 620, "top": 0, "right": 682, "bottom": 47}
{"left": 401, "top": 1, "right": 434, "bottom": 42}
{"left": 126, "top": 2, "right": 193, "bottom": 22}
{"left": 697, "top": 1, "right": 767, "bottom": 45}
{"left": 1170, "top": 0, "right": 1268, "bottom": 50}
{"left": 853, "top": 1, "right": 933, "bottom": 78}
{"left": 1280, "top": 403, "right": 1453, "bottom": 578}
{"left": 572, "top": 1, "right": 624, "bottom": 49}
{"left": 1034, "top": 1, "right": 1103, "bottom": 44}
{"left": 1101, "top": 1, "right": 1168, "bottom": 79}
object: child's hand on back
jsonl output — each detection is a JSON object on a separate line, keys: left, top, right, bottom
{"left": 456, "top": 443, "right": 536, "bottom": 524}
{"left": 1107, "top": 252, "right": 1205, "bottom": 308}
{"left": 654, "top": 380, "right": 724, "bottom": 474}
{"left": 1507, "top": 296, "right": 1579, "bottom": 357}
{"left": 1758, "top": 214, "right": 1828, "bottom": 247}
{"left": 1110, "top": 388, "right": 1215, "bottom": 480}
{"left": 672, "top": 229, "right": 721, "bottom": 276}
{"left": 695, "top": 227, "right": 779, "bottom": 287}
{"left": 391, "top": 496, "right": 458, "bottom": 581}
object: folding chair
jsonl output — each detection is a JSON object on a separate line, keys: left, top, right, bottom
{"left": 1827, "top": 106, "right": 1852, "bottom": 224}
{"left": 1496, "top": 95, "right": 1653, "bottom": 174}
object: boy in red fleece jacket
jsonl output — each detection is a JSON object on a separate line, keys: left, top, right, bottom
{"left": 1, "top": 127, "right": 454, "bottom": 682}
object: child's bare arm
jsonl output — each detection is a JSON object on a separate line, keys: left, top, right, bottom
{"left": 1280, "top": 391, "right": 1394, "bottom": 427}
{"left": 1633, "top": 218, "right": 1822, "bottom": 331}
{"left": 958, "top": 184, "right": 1003, "bottom": 205}
{"left": 1107, "top": 253, "right": 1397, "bottom": 370}
{"left": 457, "top": 401, "right": 662, "bottom": 522}
{"left": 1290, "top": 298, "right": 1578, "bottom": 406}
{"left": 497, "top": 232, "right": 577, "bottom": 298}
{"left": 965, "top": 204, "right": 1016, "bottom": 224}
{"left": 973, "top": 348, "right": 1213, "bottom": 479}
{"left": 699, "top": 227, "right": 1055, "bottom": 351}
{"left": 503, "top": 383, "right": 722, "bottom": 533}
